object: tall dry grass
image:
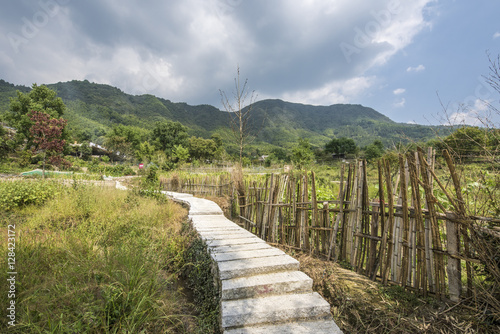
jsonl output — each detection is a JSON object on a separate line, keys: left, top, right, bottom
{"left": 0, "top": 183, "right": 197, "bottom": 333}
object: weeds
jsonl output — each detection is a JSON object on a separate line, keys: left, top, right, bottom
{"left": 182, "top": 238, "right": 220, "bottom": 333}
{"left": 0, "top": 183, "right": 197, "bottom": 333}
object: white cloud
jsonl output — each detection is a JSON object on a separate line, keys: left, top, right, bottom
{"left": 493, "top": 32, "right": 500, "bottom": 39}
{"left": 280, "top": 76, "right": 376, "bottom": 105}
{"left": 447, "top": 99, "right": 491, "bottom": 126}
{"left": 448, "top": 111, "right": 480, "bottom": 126}
{"left": 393, "top": 88, "right": 406, "bottom": 95}
{"left": 393, "top": 98, "right": 406, "bottom": 108}
{"left": 407, "top": 64, "right": 425, "bottom": 72}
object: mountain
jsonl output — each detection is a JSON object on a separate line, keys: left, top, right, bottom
{"left": 0, "top": 79, "right": 448, "bottom": 150}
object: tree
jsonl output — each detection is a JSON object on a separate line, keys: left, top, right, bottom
{"left": 364, "top": 140, "right": 384, "bottom": 161}
{"left": 151, "top": 121, "right": 188, "bottom": 154}
{"left": 188, "top": 136, "right": 218, "bottom": 162}
{"left": 7, "top": 84, "right": 66, "bottom": 144}
{"left": 435, "top": 126, "right": 488, "bottom": 159}
{"left": 78, "top": 141, "right": 93, "bottom": 160}
{"left": 220, "top": 66, "right": 258, "bottom": 165}
{"left": 29, "top": 110, "right": 68, "bottom": 177}
{"left": 292, "top": 138, "right": 314, "bottom": 168}
{"left": 172, "top": 144, "right": 189, "bottom": 164}
{"left": 0, "top": 125, "right": 11, "bottom": 161}
{"left": 135, "top": 141, "right": 156, "bottom": 163}
{"left": 104, "top": 125, "right": 147, "bottom": 158}
{"left": 325, "top": 137, "right": 358, "bottom": 156}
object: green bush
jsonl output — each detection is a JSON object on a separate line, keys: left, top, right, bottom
{"left": 0, "top": 180, "right": 62, "bottom": 211}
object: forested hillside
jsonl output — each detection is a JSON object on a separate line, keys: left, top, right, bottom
{"left": 0, "top": 79, "right": 449, "bottom": 151}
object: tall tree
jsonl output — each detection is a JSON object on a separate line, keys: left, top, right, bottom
{"left": 220, "top": 67, "right": 258, "bottom": 165}
{"left": 29, "top": 110, "right": 68, "bottom": 177}
{"left": 325, "top": 137, "right": 358, "bottom": 156}
{"left": 292, "top": 138, "right": 314, "bottom": 168}
{"left": 7, "top": 84, "right": 66, "bottom": 143}
{"left": 151, "top": 121, "right": 188, "bottom": 154}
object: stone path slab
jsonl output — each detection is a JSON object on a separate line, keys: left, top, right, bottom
{"left": 164, "top": 191, "right": 342, "bottom": 333}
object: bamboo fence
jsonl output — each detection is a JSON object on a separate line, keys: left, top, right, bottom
{"left": 164, "top": 149, "right": 500, "bottom": 302}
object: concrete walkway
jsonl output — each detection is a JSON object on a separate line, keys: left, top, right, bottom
{"left": 164, "top": 191, "right": 343, "bottom": 334}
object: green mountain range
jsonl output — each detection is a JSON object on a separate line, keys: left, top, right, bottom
{"left": 0, "top": 79, "right": 449, "bottom": 152}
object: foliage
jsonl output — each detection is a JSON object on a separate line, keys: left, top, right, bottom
{"left": 0, "top": 180, "right": 61, "bottom": 210}
{"left": 188, "top": 136, "right": 219, "bottom": 162}
{"left": 6, "top": 84, "right": 66, "bottom": 143}
{"left": 28, "top": 110, "right": 69, "bottom": 172}
{"left": 104, "top": 124, "right": 148, "bottom": 157}
{"left": 87, "top": 162, "right": 136, "bottom": 177}
{"left": 183, "top": 238, "right": 220, "bottom": 333}
{"left": 0, "top": 79, "right": 455, "bottom": 165}
{"left": 78, "top": 141, "right": 92, "bottom": 160}
{"left": 325, "top": 137, "right": 358, "bottom": 155}
{"left": 435, "top": 126, "right": 492, "bottom": 159}
{"left": 135, "top": 141, "right": 156, "bottom": 163}
{"left": 292, "top": 138, "right": 314, "bottom": 168}
{"left": 0, "top": 185, "right": 196, "bottom": 332}
{"left": 364, "top": 140, "right": 385, "bottom": 161}
{"left": 152, "top": 120, "right": 188, "bottom": 154}
{"left": 0, "top": 124, "right": 12, "bottom": 161}
{"left": 173, "top": 144, "right": 190, "bottom": 164}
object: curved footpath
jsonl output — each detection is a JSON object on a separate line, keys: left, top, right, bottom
{"left": 164, "top": 191, "right": 342, "bottom": 334}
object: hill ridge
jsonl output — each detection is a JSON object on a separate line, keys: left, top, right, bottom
{"left": 0, "top": 79, "right": 446, "bottom": 149}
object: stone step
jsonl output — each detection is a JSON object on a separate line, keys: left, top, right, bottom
{"left": 223, "top": 319, "right": 343, "bottom": 334}
{"left": 212, "top": 247, "right": 285, "bottom": 262}
{"left": 221, "top": 292, "right": 332, "bottom": 330}
{"left": 221, "top": 271, "right": 313, "bottom": 300}
{"left": 209, "top": 242, "right": 273, "bottom": 254}
{"left": 217, "top": 254, "right": 300, "bottom": 280}
{"left": 207, "top": 237, "right": 267, "bottom": 249}
{"left": 199, "top": 230, "right": 256, "bottom": 241}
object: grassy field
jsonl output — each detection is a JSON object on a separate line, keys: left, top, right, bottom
{"left": 0, "top": 180, "right": 202, "bottom": 333}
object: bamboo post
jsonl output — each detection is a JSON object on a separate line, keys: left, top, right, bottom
{"left": 418, "top": 149, "right": 436, "bottom": 294}
{"left": 311, "top": 171, "right": 319, "bottom": 255}
{"left": 303, "top": 173, "right": 310, "bottom": 251}
{"left": 446, "top": 212, "right": 462, "bottom": 302}
{"left": 372, "top": 159, "right": 386, "bottom": 281}
{"left": 322, "top": 201, "right": 329, "bottom": 255}
{"left": 443, "top": 149, "right": 473, "bottom": 297}
{"left": 352, "top": 161, "right": 364, "bottom": 268}
{"left": 382, "top": 160, "right": 395, "bottom": 285}
{"left": 328, "top": 163, "right": 345, "bottom": 260}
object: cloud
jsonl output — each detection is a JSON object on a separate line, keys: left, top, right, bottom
{"left": 0, "top": 0, "right": 436, "bottom": 107}
{"left": 393, "top": 88, "right": 406, "bottom": 95}
{"left": 493, "top": 32, "right": 500, "bottom": 39}
{"left": 280, "top": 76, "right": 376, "bottom": 105}
{"left": 447, "top": 99, "right": 491, "bottom": 126}
{"left": 393, "top": 98, "right": 406, "bottom": 108}
{"left": 406, "top": 64, "right": 425, "bottom": 72}
{"left": 448, "top": 111, "right": 480, "bottom": 126}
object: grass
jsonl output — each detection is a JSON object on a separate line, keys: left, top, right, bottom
{"left": 0, "top": 182, "right": 200, "bottom": 333}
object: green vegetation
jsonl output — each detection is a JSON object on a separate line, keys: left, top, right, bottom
{"left": 0, "top": 180, "right": 61, "bottom": 211}
{"left": 0, "top": 181, "right": 203, "bottom": 333}
{"left": 0, "top": 79, "right": 453, "bottom": 170}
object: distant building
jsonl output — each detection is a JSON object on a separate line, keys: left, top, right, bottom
{"left": 332, "top": 153, "right": 346, "bottom": 160}
{"left": 258, "top": 155, "right": 269, "bottom": 162}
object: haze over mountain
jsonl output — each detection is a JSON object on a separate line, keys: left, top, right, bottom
{"left": 0, "top": 79, "right": 448, "bottom": 151}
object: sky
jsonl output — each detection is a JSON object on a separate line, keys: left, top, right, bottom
{"left": 1, "top": 0, "right": 499, "bottom": 126}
